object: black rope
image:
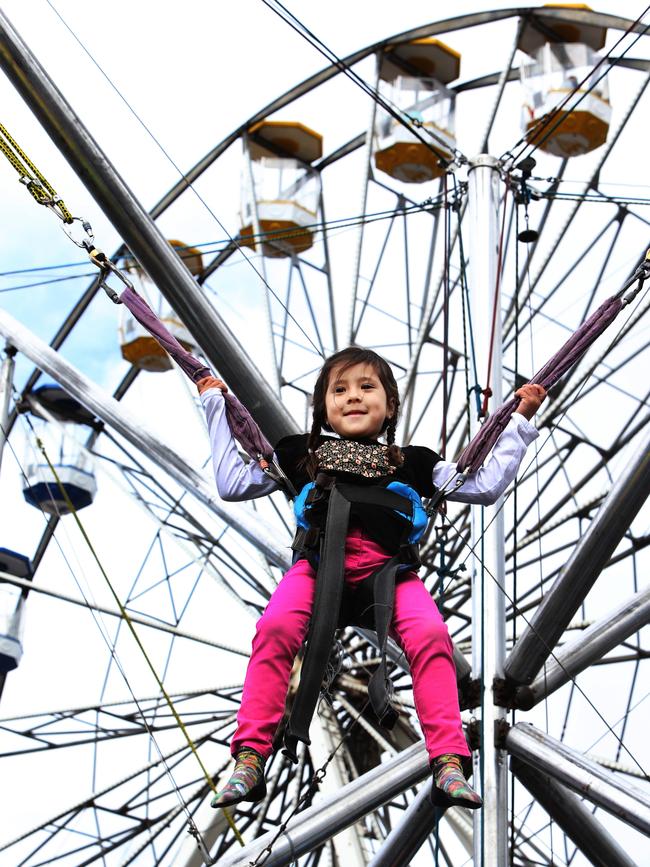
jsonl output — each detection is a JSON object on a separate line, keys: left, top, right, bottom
{"left": 257, "top": 0, "right": 461, "bottom": 169}
{"left": 444, "top": 278, "right": 650, "bottom": 778}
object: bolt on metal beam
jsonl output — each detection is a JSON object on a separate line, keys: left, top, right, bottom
{"left": 511, "top": 756, "right": 639, "bottom": 867}
{"left": 506, "top": 723, "right": 650, "bottom": 836}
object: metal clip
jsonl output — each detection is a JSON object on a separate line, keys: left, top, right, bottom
{"left": 426, "top": 472, "right": 467, "bottom": 516}
{"left": 262, "top": 456, "right": 298, "bottom": 499}
{"left": 620, "top": 250, "right": 650, "bottom": 307}
{"left": 186, "top": 820, "right": 213, "bottom": 864}
{"left": 87, "top": 247, "right": 132, "bottom": 305}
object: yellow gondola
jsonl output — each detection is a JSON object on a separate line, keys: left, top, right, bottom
{"left": 519, "top": 4, "right": 611, "bottom": 158}
{"left": 240, "top": 121, "right": 322, "bottom": 258}
{"left": 374, "top": 38, "right": 460, "bottom": 183}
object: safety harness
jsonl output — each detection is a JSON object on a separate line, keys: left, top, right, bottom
{"left": 283, "top": 469, "right": 429, "bottom": 763}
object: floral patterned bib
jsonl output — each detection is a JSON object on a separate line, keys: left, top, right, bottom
{"left": 315, "top": 438, "right": 396, "bottom": 479}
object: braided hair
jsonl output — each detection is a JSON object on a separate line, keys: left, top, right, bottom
{"left": 305, "top": 346, "right": 403, "bottom": 477}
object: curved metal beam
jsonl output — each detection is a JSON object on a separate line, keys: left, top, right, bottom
{"left": 150, "top": 8, "right": 644, "bottom": 216}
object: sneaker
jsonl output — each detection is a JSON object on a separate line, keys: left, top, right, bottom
{"left": 430, "top": 753, "right": 483, "bottom": 809}
{"left": 211, "top": 747, "right": 267, "bottom": 808}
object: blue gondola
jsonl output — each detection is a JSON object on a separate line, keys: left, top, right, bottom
{"left": 30, "top": 383, "right": 98, "bottom": 426}
{"left": 22, "top": 389, "right": 98, "bottom": 514}
{"left": 0, "top": 549, "right": 31, "bottom": 673}
{"left": 22, "top": 461, "right": 97, "bottom": 514}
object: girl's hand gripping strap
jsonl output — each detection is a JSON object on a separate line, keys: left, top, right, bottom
{"left": 119, "top": 285, "right": 298, "bottom": 494}
{"left": 456, "top": 250, "right": 650, "bottom": 478}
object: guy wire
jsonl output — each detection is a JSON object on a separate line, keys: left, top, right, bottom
{"left": 15, "top": 409, "right": 246, "bottom": 847}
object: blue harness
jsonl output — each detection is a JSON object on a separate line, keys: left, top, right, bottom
{"left": 293, "top": 478, "right": 428, "bottom": 548}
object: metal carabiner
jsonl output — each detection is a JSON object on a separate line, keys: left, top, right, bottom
{"left": 426, "top": 471, "right": 467, "bottom": 516}
{"left": 61, "top": 215, "right": 94, "bottom": 245}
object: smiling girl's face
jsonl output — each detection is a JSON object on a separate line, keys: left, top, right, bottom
{"left": 325, "top": 362, "right": 395, "bottom": 440}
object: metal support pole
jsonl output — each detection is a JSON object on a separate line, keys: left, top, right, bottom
{"left": 0, "top": 9, "right": 298, "bottom": 446}
{"left": 0, "top": 345, "right": 16, "bottom": 476}
{"left": 347, "top": 53, "right": 380, "bottom": 345}
{"left": 467, "top": 154, "right": 507, "bottom": 866}
{"left": 506, "top": 723, "right": 650, "bottom": 835}
{"left": 511, "top": 757, "right": 639, "bottom": 867}
{"left": 215, "top": 742, "right": 430, "bottom": 867}
{"left": 367, "top": 782, "right": 443, "bottom": 867}
{"left": 242, "top": 133, "right": 281, "bottom": 394}
{"left": 0, "top": 307, "right": 291, "bottom": 570}
{"left": 307, "top": 705, "right": 367, "bottom": 866}
{"left": 504, "top": 419, "right": 650, "bottom": 687}
{"left": 516, "top": 583, "right": 650, "bottom": 707}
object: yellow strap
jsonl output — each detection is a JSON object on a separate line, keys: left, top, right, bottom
{"left": 35, "top": 436, "right": 244, "bottom": 847}
{"left": 0, "top": 122, "right": 74, "bottom": 223}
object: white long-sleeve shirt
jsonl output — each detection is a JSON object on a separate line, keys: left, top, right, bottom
{"left": 200, "top": 387, "right": 539, "bottom": 505}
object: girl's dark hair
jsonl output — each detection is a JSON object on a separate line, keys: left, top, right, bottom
{"left": 305, "top": 346, "right": 403, "bottom": 477}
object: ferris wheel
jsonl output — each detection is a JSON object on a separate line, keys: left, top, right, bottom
{"left": 0, "top": 4, "right": 649, "bottom": 866}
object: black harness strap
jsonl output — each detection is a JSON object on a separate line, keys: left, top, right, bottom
{"left": 335, "top": 482, "right": 412, "bottom": 513}
{"left": 283, "top": 486, "right": 350, "bottom": 763}
{"left": 283, "top": 480, "right": 417, "bottom": 762}
{"left": 366, "top": 554, "right": 401, "bottom": 730}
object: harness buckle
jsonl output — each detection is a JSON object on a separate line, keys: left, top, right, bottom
{"left": 399, "top": 543, "right": 421, "bottom": 568}
{"left": 314, "top": 472, "right": 335, "bottom": 491}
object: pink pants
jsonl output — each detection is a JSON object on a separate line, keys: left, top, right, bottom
{"left": 232, "top": 525, "right": 469, "bottom": 763}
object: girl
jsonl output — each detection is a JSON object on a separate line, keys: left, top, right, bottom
{"left": 198, "top": 347, "right": 545, "bottom": 809}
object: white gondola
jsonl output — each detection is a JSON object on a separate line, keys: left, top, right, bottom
{"left": 120, "top": 239, "right": 203, "bottom": 371}
{"left": 374, "top": 39, "right": 460, "bottom": 183}
{"left": 240, "top": 121, "right": 322, "bottom": 258}
{"left": 22, "top": 421, "right": 97, "bottom": 515}
{"left": 518, "top": 4, "right": 611, "bottom": 158}
{"left": 0, "top": 549, "right": 31, "bottom": 673}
